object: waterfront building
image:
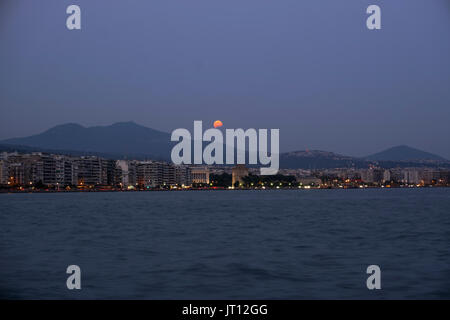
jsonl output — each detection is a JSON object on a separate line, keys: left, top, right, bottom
{"left": 16, "top": 153, "right": 62, "bottom": 186}
{"left": 297, "top": 176, "right": 322, "bottom": 186}
{"left": 0, "top": 160, "right": 7, "bottom": 185}
{"left": 174, "top": 165, "right": 192, "bottom": 187}
{"left": 440, "top": 171, "right": 450, "bottom": 184}
{"left": 129, "top": 161, "right": 137, "bottom": 186}
{"left": 403, "top": 170, "right": 420, "bottom": 185}
{"left": 8, "top": 162, "right": 25, "bottom": 185}
{"left": 361, "top": 168, "right": 384, "bottom": 184}
{"left": 136, "top": 161, "right": 156, "bottom": 187}
{"left": 151, "top": 161, "right": 174, "bottom": 186}
{"left": 389, "top": 169, "right": 404, "bottom": 183}
{"left": 136, "top": 161, "right": 180, "bottom": 187}
{"left": 63, "top": 156, "right": 77, "bottom": 186}
{"left": 55, "top": 155, "right": 66, "bottom": 186}
{"left": 116, "top": 160, "right": 137, "bottom": 188}
{"left": 419, "top": 169, "right": 441, "bottom": 185}
{"left": 115, "top": 160, "right": 130, "bottom": 188}
{"left": 24, "top": 154, "right": 44, "bottom": 185}
{"left": 74, "top": 156, "right": 104, "bottom": 186}
{"left": 231, "top": 164, "right": 249, "bottom": 187}
{"left": 383, "top": 170, "right": 391, "bottom": 183}
{"left": 161, "top": 162, "right": 175, "bottom": 186}
{"left": 6, "top": 153, "right": 43, "bottom": 186}
{"left": 336, "top": 169, "right": 360, "bottom": 180}
{"left": 191, "top": 167, "right": 210, "bottom": 184}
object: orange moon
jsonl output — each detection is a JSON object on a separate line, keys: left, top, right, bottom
{"left": 213, "top": 120, "right": 223, "bottom": 128}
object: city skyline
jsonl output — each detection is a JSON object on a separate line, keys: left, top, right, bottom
{"left": 1, "top": 150, "right": 449, "bottom": 190}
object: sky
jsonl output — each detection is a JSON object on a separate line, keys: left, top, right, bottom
{"left": 1, "top": 0, "right": 449, "bottom": 158}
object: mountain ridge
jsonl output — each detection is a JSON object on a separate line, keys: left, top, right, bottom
{"left": 365, "top": 145, "right": 446, "bottom": 162}
{"left": 1, "top": 122, "right": 172, "bottom": 159}
{"left": 1, "top": 123, "right": 448, "bottom": 168}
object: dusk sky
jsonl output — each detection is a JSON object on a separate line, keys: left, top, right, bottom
{"left": 1, "top": 0, "right": 449, "bottom": 157}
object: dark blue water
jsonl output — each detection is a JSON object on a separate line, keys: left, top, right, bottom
{"left": 1, "top": 189, "right": 450, "bottom": 299}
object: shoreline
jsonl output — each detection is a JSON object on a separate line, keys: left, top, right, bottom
{"left": 1, "top": 185, "right": 449, "bottom": 194}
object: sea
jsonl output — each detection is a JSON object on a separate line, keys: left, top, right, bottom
{"left": 1, "top": 188, "right": 449, "bottom": 299}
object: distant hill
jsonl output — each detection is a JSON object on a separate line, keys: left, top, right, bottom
{"left": 1, "top": 125, "right": 449, "bottom": 169}
{"left": 0, "top": 122, "right": 173, "bottom": 160}
{"left": 365, "top": 145, "right": 446, "bottom": 162}
{"left": 280, "top": 150, "right": 368, "bottom": 169}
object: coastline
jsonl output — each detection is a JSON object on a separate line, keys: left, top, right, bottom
{"left": 1, "top": 185, "right": 448, "bottom": 194}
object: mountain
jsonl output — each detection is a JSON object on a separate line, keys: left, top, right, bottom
{"left": 1, "top": 125, "right": 448, "bottom": 168}
{"left": 0, "top": 122, "right": 173, "bottom": 160}
{"left": 280, "top": 150, "right": 368, "bottom": 169}
{"left": 365, "top": 145, "right": 446, "bottom": 162}
{"left": 1, "top": 124, "right": 366, "bottom": 168}
{"left": 280, "top": 148, "right": 450, "bottom": 169}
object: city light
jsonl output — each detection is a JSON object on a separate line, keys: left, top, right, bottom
{"left": 1, "top": 152, "right": 449, "bottom": 191}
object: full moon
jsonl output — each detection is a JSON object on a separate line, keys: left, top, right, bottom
{"left": 213, "top": 120, "right": 223, "bottom": 128}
